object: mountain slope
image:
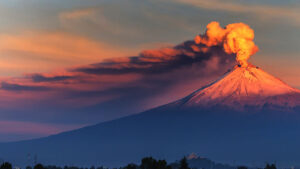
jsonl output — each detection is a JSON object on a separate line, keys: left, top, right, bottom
{"left": 0, "top": 65, "right": 300, "bottom": 168}
{"left": 178, "top": 65, "right": 300, "bottom": 110}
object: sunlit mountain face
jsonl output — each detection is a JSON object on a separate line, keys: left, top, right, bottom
{"left": 179, "top": 65, "right": 300, "bottom": 111}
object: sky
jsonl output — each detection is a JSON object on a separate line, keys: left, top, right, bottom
{"left": 0, "top": 0, "right": 299, "bottom": 142}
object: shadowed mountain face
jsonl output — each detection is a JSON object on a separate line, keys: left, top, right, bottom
{"left": 1, "top": 66, "right": 300, "bottom": 168}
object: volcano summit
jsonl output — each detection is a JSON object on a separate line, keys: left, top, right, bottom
{"left": 178, "top": 64, "right": 300, "bottom": 111}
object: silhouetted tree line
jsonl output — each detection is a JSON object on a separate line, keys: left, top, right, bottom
{"left": 0, "top": 158, "right": 277, "bottom": 169}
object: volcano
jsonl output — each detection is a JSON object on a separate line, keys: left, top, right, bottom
{"left": 178, "top": 64, "right": 300, "bottom": 111}
{"left": 1, "top": 65, "right": 300, "bottom": 167}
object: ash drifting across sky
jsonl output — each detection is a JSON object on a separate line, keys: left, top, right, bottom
{"left": 0, "top": 22, "right": 248, "bottom": 138}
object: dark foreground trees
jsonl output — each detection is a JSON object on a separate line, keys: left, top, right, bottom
{"left": 34, "top": 164, "right": 45, "bottom": 169}
{"left": 140, "top": 157, "right": 171, "bottom": 169}
{"left": 0, "top": 162, "right": 12, "bottom": 169}
{"left": 123, "top": 163, "right": 138, "bottom": 169}
{"left": 264, "top": 164, "right": 276, "bottom": 169}
{"left": 0, "top": 156, "right": 259, "bottom": 169}
{"left": 178, "top": 157, "right": 190, "bottom": 169}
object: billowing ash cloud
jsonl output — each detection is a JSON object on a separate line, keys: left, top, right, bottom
{"left": 74, "top": 39, "right": 234, "bottom": 75}
{"left": 30, "top": 74, "right": 73, "bottom": 83}
{"left": 1, "top": 82, "right": 50, "bottom": 91}
{"left": 0, "top": 22, "right": 244, "bottom": 124}
{"left": 195, "top": 21, "right": 258, "bottom": 67}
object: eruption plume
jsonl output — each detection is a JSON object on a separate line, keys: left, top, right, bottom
{"left": 195, "top": 21, "right": 259, "bottom": 67}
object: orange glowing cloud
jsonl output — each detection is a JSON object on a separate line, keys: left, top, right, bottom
{"left": 59, "top": 8, "right": 96, "bottom": 20}
{"left": 0, "top": 32, "right": 137, "bottom": 76}
{"left": 140, "top": 48, "right": 182, "bottom": 62}
{"left": 195, "top": 21, "right": 258, "bottom": 67}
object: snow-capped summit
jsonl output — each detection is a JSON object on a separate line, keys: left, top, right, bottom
{"left": 179, "top": 64, "right": 300, "bottom": 110}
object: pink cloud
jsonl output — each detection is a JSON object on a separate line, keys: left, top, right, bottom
{"left": 0, "top": 32, "right": 138, "bottom": 76}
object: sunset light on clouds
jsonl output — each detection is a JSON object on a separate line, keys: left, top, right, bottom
{"left": 0, "top": 0, "right": 299, "bottom": 142}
